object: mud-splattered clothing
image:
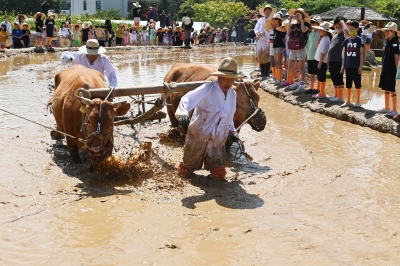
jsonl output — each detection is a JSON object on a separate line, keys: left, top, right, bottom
{"left": 175, "top": 81, "right": 236, "bottom": 170}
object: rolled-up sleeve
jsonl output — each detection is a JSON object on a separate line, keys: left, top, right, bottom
{"left": 102, "top": 55, "right": 118, "bottom": 87}
{"left": 175, "top": 83, "right": 211, "bottom": 119}
{"left": 60, "top": 51, "right": 80, "bottom": 65}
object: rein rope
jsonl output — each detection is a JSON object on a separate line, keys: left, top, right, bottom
{"left": 235, "top": 82, "right": 260, "bottom": 131}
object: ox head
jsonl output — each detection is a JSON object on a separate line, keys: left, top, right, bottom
{"left": 76, "top": 89, "right": 131, "bottom": 162}
{"left": 234, "top": 79, "right": 267, "bottom": 132}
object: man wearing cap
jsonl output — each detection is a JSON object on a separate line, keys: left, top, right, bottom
{"left": 60, "top": 39, "right": 117, "bottom": 87}
{"left": 254, "top": 4, "right": 275, "bottom": 76}
{"left": 182, "top": 12, "right": 193, "bottom": 48}
{"left": 176, "top": 57, "right": 242, "bottom": 179}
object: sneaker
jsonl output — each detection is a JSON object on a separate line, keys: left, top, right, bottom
{"left": 386, "top": 110, "right": 398, "bottom": 117}
{"left": 376, "top": 108, "right": 391, "bottom": 114}
{"left": 255, "top": 68, "right": 261, "bottom": 72}
{"left": 330, "top": 97, "right": 345, "bottom": 103}
{"left": 305, "top": 89, "right": 320, "bottom": 94}
{"left": 288, "top": 82, "right": 300, "bottom": 90}
{"left": 354, "top": 102, "right": 362, "bottom": 108}
{"left": 293, "top": 85, "right": 305, "bottom": 94}
{"left": 281, "top": 81, "right": 291, "bottom": 86}
{"left": 340, "top": 102, "right": 353, "bottom": 108}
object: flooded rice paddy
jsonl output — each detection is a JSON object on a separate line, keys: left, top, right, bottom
{"left": 1, "top": 47, "right": 400, "bottom": 265}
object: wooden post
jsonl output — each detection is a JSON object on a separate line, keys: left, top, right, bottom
{"left": 88, "top": 81, "right": 212, "bottom": 98}
{"left": 360, "top": 7, "right": 365, "bottom": 21}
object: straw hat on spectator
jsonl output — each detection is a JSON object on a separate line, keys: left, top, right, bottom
{"left": 79, "top": 39, "right": 106, "bottom": 54}
{"left": 264, "top": 13, "right": 283, "bottom": 31}
{"left": 276, "top": 19, "right": 289, "bottom": 32}
{"left": 288, "top": 8, "right": 309, "bottom": 19}
{"left": 60, "top": 38, "right": 71, "bottom": 48}
{"left": 48, "top": 12, "right": 58, "bottom": 19}
{"left": 211, "top": 57, "right": 244, "bottom": 79}
{"left": 310, "top": 15, "right": 322, "bottom": 25}
{"left": 95, "top": 27, "right": 105, "bottom": 38}
{"left": 82, "top": 21, "right": 91, "bottom": 29}
{"left": 259, "top": 4, "right": 276, "bottom": 16}
{"left": 6, "top": 37, "right": 12, "bottom": 47}
{"left": 360, "top": 20, "right": 369, "bottom": 25}
{"left": 312, "top": 21, "right": 333, "bottom": 32}
{"left": 377, "top": 22, "right": 400, "bottom": 34}
{"left": 133, "top": 2, "right": 141, "bottom": 8}
{"left": 13, "top": 21, "right": 20, "bottom": 27}
{"left": 33, "top": 12, "right": 46, "bottom": 20}
{"left": 21, "top": 22, "right": 31, "bottom": 30}
{"left": 175, "top": 26, "right": 182, "bottom": 32}
{"left": 156, "top": 27, "right": 163, "bottom": 32}
{"left": 72, "top": 23, "right": 83, "bottom": 31}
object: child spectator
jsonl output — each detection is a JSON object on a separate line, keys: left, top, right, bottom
{"left": 124, "top": 26, "right": 129, "bottom": 46}
{"left": 59, "top": 22, "right": 70, "bottom": 45}
{"left": 81, "top": 22, "right": 90, "bottom": 45}
{"left": 41, "top": 26, "right": 46, "bottom": 46}
{"left": 34, "top": 12, "right": 44, "bottom": 47}
{"left": 192, "top": 30, "right": 198, "bottom": 45}
{"left": 141, "top": 26, "right": 147, "bottom": 46}
{"left": 115, "top": 23, "right": 124, "bottom": 46}
{"left": 272, "top": 15, "right": 285, "bottom": 83}
{"left": 45, "top": 13, "right": 56, "bottom": 48}
{"left": 88, "top": 24, "right": 95, "bottom": 40}
{"left": 72, "top": 24, "right": 82, "bottom": 47}
{"left": 340, "top": 20, "right": 364, "bottom": 108}
{"left": 305, "top": 16, "right": 322, "bottom": 94}
{"left": 311, "top": 22, "right": 332, "bottom": 98}
{"left": 230, "top": 26, "right": 237, "bottom": 42}
{"left": 21, "top": 23, "right": 31, "bottom": 47}
{"left": 0, "top": 24, "right": 8, "bottom": 49}
{"left": 377, "top": 22, "right": 400, "bottom": 117}
{"left": 12, "top": 22, "right": 23, "bottom": 48}
{"left": 148, "top": 25, "right": 155, "bottom": 45}
{"left": 157, "top": 27, "right": 164, "bottom": 45}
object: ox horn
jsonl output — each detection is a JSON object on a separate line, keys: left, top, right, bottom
{"left": 74, "top": 88, "right": 92, "bottom": 105}
{"left": 112, "top": 101, "right": 127, "bottom": 109}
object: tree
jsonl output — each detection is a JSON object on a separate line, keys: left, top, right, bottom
{"left": 0, "top": 0, "right": 61, "bottom": 15}
{"left": 190, "top": 0, "right": 250, "bottom": 28}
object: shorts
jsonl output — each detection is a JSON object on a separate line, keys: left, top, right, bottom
{"left": 73, "top": 40, "right": 81, "bottom": 47}
{"left": 116, "top": 37, "right": 122, "bottom": 45}
{"left": 329, "top": 62, "right": 344, "bottom": 86}
{"left": 36, "top": 32, "right": 42, "bottom": 37}
{"left": 361, "top": 35, "right": 367, "bottom": 44}
{"left": 134, "top": 17, "right": 140, "bottom": 27}
{"left": 317, "top": 62, "right": 328, "bottom": 82}
{"left": 345, "top": 67, "right": 362, "bottom": 88}
{"left": 289, "top": 47, "right": 306, "bottom": 61}
{"left": 274, "top": 47, "right": 284, "bottom": 54}
{"left": 366, "top": 38, "right": 372, "bottom": 44}
{"left": 379, "top": 76, "right": 396, "bottom": 92}
{"left": 308, "top": 60, "right": 318, "bottom": 75}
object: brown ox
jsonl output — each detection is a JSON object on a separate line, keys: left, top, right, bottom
{"left": 48, "top": 65, "right": 130, "bottom": 163}
{"left": 164, "top": 63, "right": 266, "bottom": 132}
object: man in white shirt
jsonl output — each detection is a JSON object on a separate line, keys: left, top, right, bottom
{"left": 254, "top": 4, "right": 275, "bottom": 76}
{"left": 60, "top": 39, "right": 118, "bottom": 87}
{"left": 175, "top": 57, "right": 242, "bottom": 180}
{"left": 0, "top": 16, "right": 12, "bottom": 34}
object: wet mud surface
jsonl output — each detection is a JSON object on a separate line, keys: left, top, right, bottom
{"left": 1, "top": 47, "right": 400, "bottom": 264}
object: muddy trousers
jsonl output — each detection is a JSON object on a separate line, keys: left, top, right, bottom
{"left": 180, "top": 137, "right": 226, "bottom": 177}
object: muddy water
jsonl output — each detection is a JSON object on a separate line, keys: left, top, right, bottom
{"left": 1, "top": 47, "right": 400, "bottom": 264}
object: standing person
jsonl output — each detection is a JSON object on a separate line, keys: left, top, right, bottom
{"left": 88, "top": 24, "right": 95, "bottom": 40}
{"left": 146, "top": 8, "right": 151, "bottom": 22}
{"left": 310, "top": 22, "right": 332, "bottom": 99}
{"left": 364, "top": 24, "right": 374, "bottom": 52}
{"left": 286, "top": 8, "right": 310, "bottom": 93}
{"left": 81, "top": 22, "right": 90, "bottom": 45}
{"left": 176, "top": 57, "right": 242, "bottom": 179}
{"left": 328, "top": 17, "right": 349, "bottom": 103}
{"left": 172, "top": 27, "right": 180, "bottom": 46}
{"left": 124, "top": 25, "right": 129, "bottom": 46}
{"left": 305, "top": 16, "right": 322, "bottom": 94}
{"left": 130, "top": 26, "right": 138, "bottom": 46}
{"left": 156, "top": 27, "right": 164, "bottom": 45}
{"left": 376, "top": 22, "right": 400, "bottom": 116}
{"left": 45, "top": 13, "right": 56, "bottom": 48}
{"left": 340, "top": 20, "right": 364, "bottom": 108}
{"left": 71, "top": 24, "right": 82, "bottom": 47}
{"left": 230, "top": 26, "right": 237, "bottom": 42}
{"left": 0, "top": 25, "right": 9, "bottom": 49}
{"left": 149, "top": 5, "right": 158, "bottom": 22}
{"left": 254, "top": 4, "right": 275, "bottom": 77}
{"left": 115, "top": 23, "right": 124, "bottom": 46}
{"left": 141, "top": 26, "right": 148, "bottom": 46}
{"left": 361, "top": 21, "right": 369, "bottom": 44}
{"left": 192, "top": 29, "right": 198, "bottom": 45}
{"left": 105, "top": 19, "right": 113, "bottom": 47}
{"left": 265, "top": 13, "right": 283, "bottom": 82}
{"left": 12, "top": 22, "right": 23, "bottom": 49}
{"left": 21, "top": 23, "right": 31, "bottom": 48}
{"left": 159, "top": 10, "right": 166, "bottom": 28}
{"left": 41, "top": 0, "right": 49, "bottom": 17}
{"left": 148, "top": 24, "right": 155, "bottom": 45}
{"left": 59, "top": 22, "right": 70, "bottom": 45}
{"left": 272, "top": 16, "right": 286, "bottom": 84}
{"left": 0, "top": 16, "right": 12, "bottom": 34}
{"left": 60, "top": 39, "right": 118, "bottom": 86}
{"left": 166, "top": 11, "right": 173, "bottom": 28}
{"left": 236, "top": 15, "right": 246, "bottom": 43}
{"left": 34, "top": 12, "right": 45, "bottom": 47}
{"left": 132, "top": 2, "right": 141, "bottom": 27}
{"left": 182, "top": 12, "right": 193, "bottom": 48}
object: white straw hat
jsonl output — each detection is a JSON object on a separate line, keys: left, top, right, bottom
{"left": 79, "top": 39, "right": 106, "bottom": 55}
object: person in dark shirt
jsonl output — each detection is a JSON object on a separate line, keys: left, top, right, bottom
{"left": 105, "top": 19, "right": 113, "bottom": 47}
{"left": 236, "top": 15, "right": 246, "bottom": 42}
{"left": 159, "top": 10, "right": 166, "bottom": 28}
{"left": 34, "top": 12, "right": 44, "bottom": 46}
{"left": 12, "top": 22, "right": 23, "bottom": 48}
{"left": 156, "top": 27, "right": 164, "bottom": 45}
{"left": 340, "top": 20, "right": 364, "bottom": 108}
{"left": 41, "top": 0, "right": 49, "bottom": 16}
{"left": 132, "top": 2, "right": 141, "bottom": 27}
{"left": 166, "top": 11, "right": 173, "bottom": 28}
{"left": 273, "top": 23, "right": 286, "bottom": 83}
{"left": 149, "top": 5, "right": 158, "bottom": 22}
{"left": 81, "top": 22, "right": 90, "bottom": 45}
{"left": 45, "top": 14, "right": 55, "bottom": 47}
{"left": 21, "top": 23, "right": 31, "bottom": 47}
{"left": 377, "top": 22, "right": 400, "bottom": 117}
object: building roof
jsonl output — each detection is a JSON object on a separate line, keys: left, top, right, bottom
{"left": 316, "top": 6, "right": 397, "bottom": 22}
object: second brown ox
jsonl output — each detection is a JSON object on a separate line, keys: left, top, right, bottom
{"left": 164, "top": 63, "right": 266, "bottom": 133}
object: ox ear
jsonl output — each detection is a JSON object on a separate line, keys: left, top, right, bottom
{"left": 252, "top": 80, "right": 261, "bottom": 91}
{"left": 113, "top": 101, "right": 131, "bottom": 116}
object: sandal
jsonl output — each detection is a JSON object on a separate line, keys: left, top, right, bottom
{"left": 312, "top": 94, "right": 326, "bottom": 99}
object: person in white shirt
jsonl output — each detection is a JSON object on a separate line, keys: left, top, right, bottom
{"left": 60, "top": 39, "right": 118, "bottom": 87}
{"left": 59, "top": 22, "right": 70, "bottom": 43}
{"left": 176, "top": 57, "right": 242, "bottom": 179}
{"left": 254, "top": 4, "right": 275, "bottom": 76}
{"left": 311, "top": 21, "right": 332, "bottom": 99}
{"left": 0, "top": 16, "right": 12, "bottom": 34}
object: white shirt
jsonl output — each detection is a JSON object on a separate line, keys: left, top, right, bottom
{"left": 176, "top": 81, "right": 236, "bottom": 143}
{"left": 59, "top": 27, "right": 70, "bottom": 38}
{"left": 254, "top": 17, "right": 271, "bottom": 51}
{"left": 60, "top": 51, "right": 118, "bottom": 87}
{"left": 362, "top": 28, "right": 368, "bottom": 36}
{"left": 0, "top": 21, "right": 11, "bottom": 33}
{"left": 130, "top": 32, "right": 137, "bottom": 42}
{"left": 314, "top": 36, "right": 330, "bottom": 63}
